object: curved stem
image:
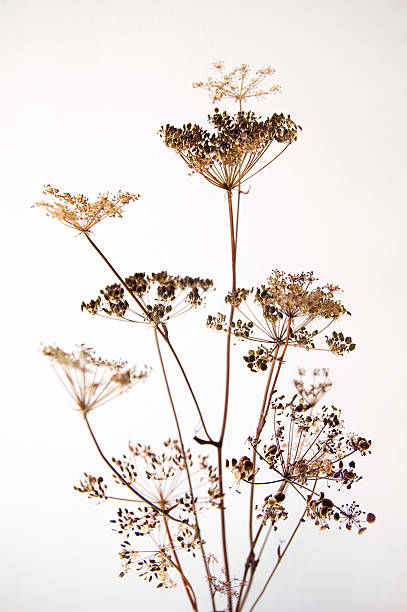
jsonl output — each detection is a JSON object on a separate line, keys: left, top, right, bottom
{"left": 165, "top": 336, "right": 215, "bottom": 444}
{"left": 154, "top": 328, "right": 216, "bottom": 611}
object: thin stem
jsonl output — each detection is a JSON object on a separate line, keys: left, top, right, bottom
{"left": 154, "top": 328, "right": 216, "bottom": 610}
{"left": 248, "top": 480, "right": 318, "bottom": 612}
{"left": 240, "top": 328, "right": 290, "bottom": 611}
{"left": 162, "top": 511, "right": 198, "bottom": 611}
{"left": 215, "top": 189, "right": 237, "bottom": 612}
{"left": 84, "top": 233, "right": 150, "bottom": 319}
{"left": 248, "top": 361, "right": 276, "bottom": 546}
{"left": 165, "top": 337, "right": 215, "bottom": 444}
{"left": 238, "top": 480, "right": 288, "bottom": 612}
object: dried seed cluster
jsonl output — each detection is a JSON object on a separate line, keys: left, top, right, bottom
{"left": 160, "top": 109, "right": 299, "bottom": 190}
{"left": 82, "top": 271, "right": 213, "bottom": 324}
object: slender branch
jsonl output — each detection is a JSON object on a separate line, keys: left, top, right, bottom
{"left": 215, "top": 188, "right": 237, "bottom": 612}
{"left": 85, "top": 231, "right": 215, "bottom": 446}
{"left": 248, "top": 360, "right": 276, "bottom": 547}
{"left": 237, "top": 480, "right": 288, "bottom": 612}
{"left": 84, "top": 233, "right": 150, "bottom": 319}
{"left": 162, "top": 511, "right": 198, "bottom": 611}
{"left": 248, "top": 481, "right": 318, "bottom": 612}
{"left": 239, "top": 326, "right": 290, "bottom": 611}
{"left": 165, "top": 336, "right": 216, "bottom": 444}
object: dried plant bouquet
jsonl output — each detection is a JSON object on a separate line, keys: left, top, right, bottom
{"left": 35, "top": 62, "right": 374, "bottom": 612}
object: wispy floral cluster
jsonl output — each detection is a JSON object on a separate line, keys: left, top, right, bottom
{"left": 193, "top": 61, "right": 281, "bottom": 106}
{"left": 34, "top": 185, "right": 140, "bottom": 233}
{"left": 42, "top": 345, "right": 148, "bottom": 415}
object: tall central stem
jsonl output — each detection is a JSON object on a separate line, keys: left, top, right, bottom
{"left": 217, "top": 189, "right": 237, "bottom": 612}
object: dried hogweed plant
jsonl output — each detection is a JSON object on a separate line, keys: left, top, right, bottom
{"left": 35, "top": 62, "right": 374, "bottom": 611}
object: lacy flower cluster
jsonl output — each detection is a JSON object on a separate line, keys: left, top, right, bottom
{"left": 34, "top": 185, "right": 140, "bottom": 233}
{"left": 193, "top": 61, "right": 281, "bottom": 105}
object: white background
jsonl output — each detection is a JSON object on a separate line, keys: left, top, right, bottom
{"left": 1, "top": 0, "right": 406, "bottom": 610}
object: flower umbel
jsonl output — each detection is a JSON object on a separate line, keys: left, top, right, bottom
{"left": 34, "top": 185, "right": 140, "bottom": 233}
{"left": 81, "top": 271, "right": 213, "bottom": 325}
{"left": 208, "top": 271, "right": 354, "bottom": 368}
{"left": 42, "top": 345, "right": 149, "bottom": 415}
{"left": 160, "top": 109, "right": 299, "bottom": 190}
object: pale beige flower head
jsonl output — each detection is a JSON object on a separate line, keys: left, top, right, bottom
{"left": 34, "top": 185, "right": 140, "bottom": 233}
{"left": 42, "top": 344, "right": 149, "bottom": 415}
{"left": 193, "top": 61, "right": 281, "bottom": 107}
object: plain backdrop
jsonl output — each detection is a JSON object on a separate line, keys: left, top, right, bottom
{"left": 1, "top": 0, "right": 406, "bottom": 611}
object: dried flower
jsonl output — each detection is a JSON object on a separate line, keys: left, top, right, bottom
{"left": 33, "top": 185, "right": 140, "bottom": 233}
{"left": 42, "top": 345, "right": 149, "bottom": 415}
